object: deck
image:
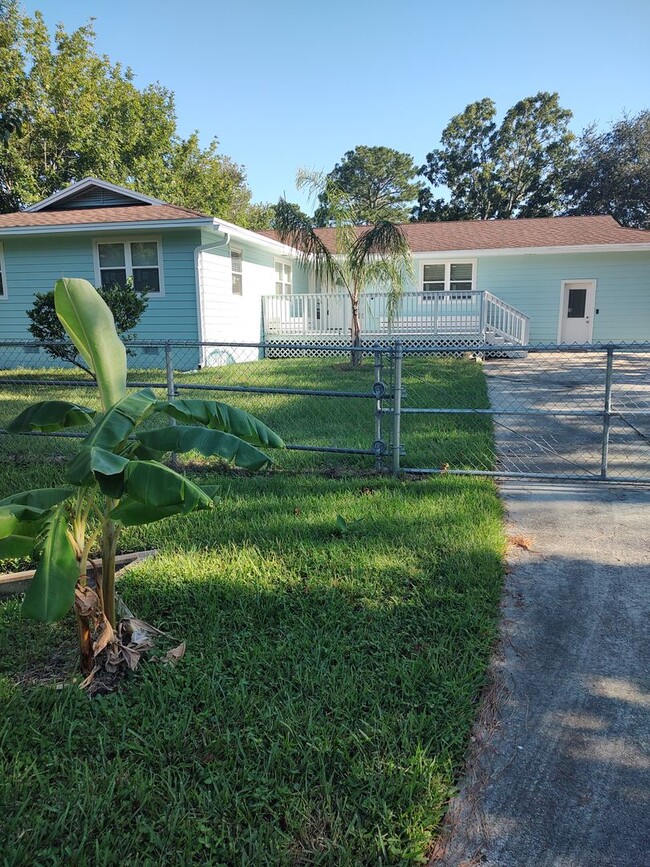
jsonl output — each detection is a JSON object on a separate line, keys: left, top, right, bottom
{"left": 262, "top": 291, "right": 531, "bottom": 346}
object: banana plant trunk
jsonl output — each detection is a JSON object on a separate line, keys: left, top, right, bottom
{"left": 76, "top": 600, "right": 94, "bottom": 676}
{"left": 101, "top": 516, "right": 119, "bottom": 628}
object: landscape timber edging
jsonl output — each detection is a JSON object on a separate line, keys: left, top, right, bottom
{"left": 0, "top": 550, "right": 158, "bottom": 598}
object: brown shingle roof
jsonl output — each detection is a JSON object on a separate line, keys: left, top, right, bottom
{"left": 0, "top": 203, "right": 211, "bottom": 230}
{"left": 260, "top": 216, "right": 649, "bottom": 253}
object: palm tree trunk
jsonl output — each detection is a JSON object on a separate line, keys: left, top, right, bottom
{"left": 350, "top": 295, "right": 362, "bottom": 367}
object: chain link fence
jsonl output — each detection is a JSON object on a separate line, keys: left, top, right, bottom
{"left": 1, "top": 339, "right": 648, "bottom": 482}
{"left": 0, "top": 340, "right": 388, "bottom": 472}
{"left": 398, "top": 343, "right": 650, "bottom": 482}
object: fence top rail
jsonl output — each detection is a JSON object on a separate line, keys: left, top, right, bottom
{"left": 0, "top": 339, "right": 386, "bottom": 353}
{"left": 401, "top": 341, "right": 650, "bottom": 353}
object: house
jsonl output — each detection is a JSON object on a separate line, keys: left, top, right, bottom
{"left": 0, "top": 177, "right": 306, "bottom": 368}
{"left": 0, "top": 178, "right": 648, "bottom": 367}
{"left": 261, "top": 217, "right": 650, "bottom": 347}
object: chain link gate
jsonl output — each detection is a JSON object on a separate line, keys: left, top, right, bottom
{"left": 392, "top": 342, "right": 650, "bottom": 483}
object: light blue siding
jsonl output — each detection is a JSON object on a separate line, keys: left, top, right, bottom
{"left": 292, "top": 262, "right": 310, "bottom": 293}
{"left": 0, "top": 229, "right": 202, "bottom": 343}
{"left": 0, "top": 235, "right": 96, "bottom": 339}
{"left": 476, "top": 251, "right": 650, "bottom": 343}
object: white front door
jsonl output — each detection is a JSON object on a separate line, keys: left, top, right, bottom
{"left": 560, "top": 280, "right": 596, "bottom": 344}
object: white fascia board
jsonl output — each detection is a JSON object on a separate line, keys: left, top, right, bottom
{"left": 206, "top": 219, "right": 298, "bottom": 256}
{"left": 26, "top": 177, "right": 165, "bottom": 211}
{"left": 411, "top": 243, "right": 650, "bottom": 258}
{"left": 0, "top": 218, "right": 214, "bottom": 237}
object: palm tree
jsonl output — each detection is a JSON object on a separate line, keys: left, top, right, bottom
{"left": 274, "top": 171, "right": 413, "bottom": 365}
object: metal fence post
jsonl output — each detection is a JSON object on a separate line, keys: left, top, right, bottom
{"left": 373, "top": 345, "right": 383, "bottom": 471}
{"left": 164, "top": 341, "right": 176, "bottom": 408}
{"left": 600, "top": 346, "right": 614, "bottom": 479}
{"left": 165, "top": 341, "right": 178, "bottom": 466}
{"left": 392, "top": 340, "right": 403, "bottom": 476}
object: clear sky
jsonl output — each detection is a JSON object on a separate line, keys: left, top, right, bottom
{"left": 19, "top": 0, "right": 650, "bottom": 210}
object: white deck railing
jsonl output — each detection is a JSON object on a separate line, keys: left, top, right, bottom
{"left": 262, "top": 291, "right": 531, "bottom": 345}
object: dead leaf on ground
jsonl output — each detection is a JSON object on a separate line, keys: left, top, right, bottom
{"left": 153, "top": 641, "right": 186, "bottom": 666}
{"left": 508, "top": 533, "right": 535, "bottom": 551}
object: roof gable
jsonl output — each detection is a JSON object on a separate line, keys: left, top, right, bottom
{"left": 27, "top": 178, "right": 164, "bottom": 212}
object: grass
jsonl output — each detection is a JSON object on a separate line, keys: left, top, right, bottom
{"left": 0, "top": 354, "right": 504, "bottom": 864}
{"left": 0, "top": 354, "right": 494, "bottom": 471}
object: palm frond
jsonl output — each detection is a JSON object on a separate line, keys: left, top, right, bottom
{"left": 274, "top": 197, "right": 338, "bottom": 285}
{"left": 349, "top": 220, "right": 411, "bottom": 271}
{"left": 349, "top": 222, "right": 413, "bottom": 322}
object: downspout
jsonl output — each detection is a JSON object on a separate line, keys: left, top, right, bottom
{"left": 193, "top": 228, "right": 230, "bottom": 367}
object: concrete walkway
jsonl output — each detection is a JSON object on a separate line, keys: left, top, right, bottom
{"left": 431, "top": 482, "right": 649, "bottom": 867}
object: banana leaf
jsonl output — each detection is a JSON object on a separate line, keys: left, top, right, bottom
{"left": 7, "top": 401, "right": 96, "bottom": 433}
{"left": 0, "top": 534, "right": 37, "bottom": 558}
{"left": 54, "top": 278, "right": 127, "bottom": 411}
{"left": 0, "top": 488, "right": 74, "bottom": 509}
{"left": 66, "top": 390, "right": 158, "bottom": 486}
{"left": 65, "top": 447, "right": 129, "bottom": 497}
{"left": 0, "top": 500, "right": 60, "bottom": 559}
{"left": 136, "top": 425, "right": 272, "bottom": 471}
{"left": 0, "top": 504, "right": 50, "bottom": 538}
{"left": 22, "top": 505, "right": 79, "bottom": 622}
{"left": 110, "top": 461, "right": 215, "bottom": 527}
{"left": 155, "top": 399, "right": 284, "bottom": 448}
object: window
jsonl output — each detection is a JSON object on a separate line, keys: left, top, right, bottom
{"left": 422, "top": 260, "right": 475, "bottom": 296}
{"left": 95, "top": 238, "right": 162, "bottom": 294}
{"left": 274, "top": 261, "right": 292, "bottom": 295}
{"left": 0, "top": 243, "right": 6, "bottom": 298}
{"left": 231, "top": 249, "right": 243, "bottom": 295}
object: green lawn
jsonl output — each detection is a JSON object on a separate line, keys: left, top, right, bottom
{"left": 0, "top": 354, "right": 494, "bottom": 472}
{"left": 0, "top": 355, "right": 503, "bottom": 865}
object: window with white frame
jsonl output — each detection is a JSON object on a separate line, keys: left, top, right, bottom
{"left": 0, "top": 244, "right": 6, "bottom": 298}
{"left": 231, "top": 249, "right": 243, "bottom": 295}
{"left": 274, "top": 261, "right": 292, "bottom": 295}
{"left": 95, "top": 239, "right": 162, "bottom": 293}
{"left": 422, "top": 261, "right": 475, "bottom": 296}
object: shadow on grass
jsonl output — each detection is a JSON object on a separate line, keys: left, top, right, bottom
{"left": 0, "top": 474, "right": 505, "bottom": 866}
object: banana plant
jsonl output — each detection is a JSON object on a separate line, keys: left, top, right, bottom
{"left": 2, "top": 278, "right": 283, "bottom": 685}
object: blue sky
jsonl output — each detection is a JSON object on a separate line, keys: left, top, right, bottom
{"left": 20, "top": 0, "right": 650, "bottom": 210}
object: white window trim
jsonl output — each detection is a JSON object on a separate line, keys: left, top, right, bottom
{"left": 0, "top": 242, "right": 7, "bottom": 299}
{"left": 274, "top": 258, "right": 293, "bottom": 295}
{"left": 231, "top": 247, "right": 243, "bottom": 296}
{"left": 92, "top": 236, "right": 165, "bottom": 297}
{"left": 420, "top": 258, "right": 477, "bottom": 294}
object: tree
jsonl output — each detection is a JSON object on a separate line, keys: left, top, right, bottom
{"left": 414, "top": 93, "right": 575, "bottom": 221}
{"left": 27, "top": 280, "right": 148, "bottom": 372}
{"left": 4, "top": 278, "right": 283, "bottom": 691}
{"left": 314, "top": 146, "right": 423, "bottom": 226}
{"left": 0, "top": 4, "right": 265, "bottom": 223}
{"left": 275, "top": 171, "right": 413, "bottom": 364}
{"left": 565, "top": 111, "right": 650, "bottom": 229}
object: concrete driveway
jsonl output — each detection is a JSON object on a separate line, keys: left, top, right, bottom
{"left": 483, "top": 351, "right": 650, "bottom": 482}
{"left": 431, "top": 481, "right": 649, "bottom": 867}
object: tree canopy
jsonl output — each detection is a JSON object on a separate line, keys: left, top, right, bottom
{"left": 0, "top": 2, "right": 271, "bottom": 223}
{"left": 413, "top": 93, "right": 575, "bottom": 222}
{"left": 276, "top": 170, "right": 412, "bottom": 361}
{"left": 314, "top": 146, "right": 422, "bottom": 226}
{"left": 565, "top": 111, "right": 650, "bottom": 229}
